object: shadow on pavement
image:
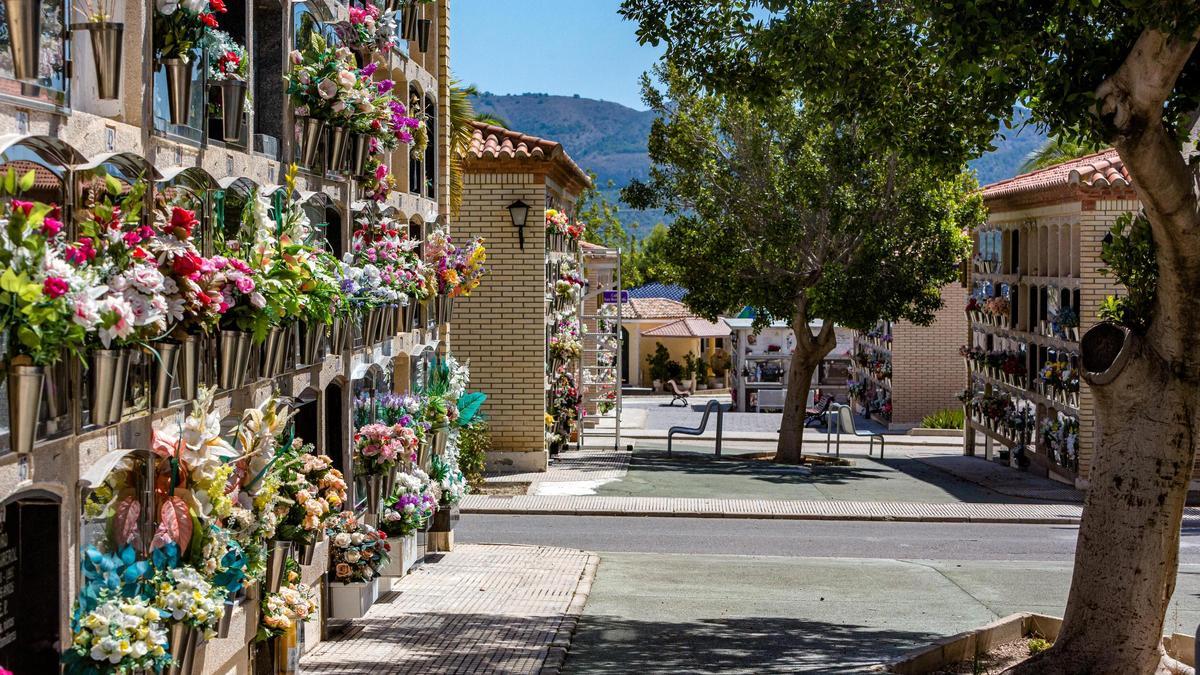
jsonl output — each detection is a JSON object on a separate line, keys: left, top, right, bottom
{"left": 620, "top": 448, "right": 1057, "bottom": 504}
{"left": 563, "top": 614, "right": 939, "bottom": 674}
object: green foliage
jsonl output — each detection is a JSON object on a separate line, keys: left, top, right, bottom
{"left": 457, "top": 420, "right": 490, "bottom": 488}
{"left": 618, "top": 1, "right": 1200, "bottom": 170}
{"left": 645, "top": 342, "right": 671, "bottom": 382}
{"left": 579, "top": 177, "right": 676, "bottom": 288}
{"left": 456, "top": 392, "right": 486, "bottom": 427}
{"left": 1098, "top": 213, "right": 1157, "bottom": 333}
{"left": 1028, "top": 637, "right": 1052, "bottom": 655}
{"left": 1019, "top": 136, "right": 1107, "bottom": 174}
{"left": 920, "top": 409, "right": 964, "bottom": 430}
{"left": 623, "top": 65, "right": 979, "bottom": 336}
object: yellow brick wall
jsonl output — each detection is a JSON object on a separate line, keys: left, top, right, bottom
{"left": 890, "top": 284, "right": 968, "bottom": 426}
{"left": 453, "top": 172, "right": 547, "bottom": 453}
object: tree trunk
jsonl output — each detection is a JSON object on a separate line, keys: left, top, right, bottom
{"left": 1009, "top": 27, "right": 1200, "bottom": 675}
{"left": 1008, "top": 329, "right": 1199, "bottom": 674}
{"left": 775, "top": 317, "right": 836, "bottom": 464}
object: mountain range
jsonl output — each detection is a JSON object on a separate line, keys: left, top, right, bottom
{"left": 471, "top": 93, "right": 1048, "bottom": 232}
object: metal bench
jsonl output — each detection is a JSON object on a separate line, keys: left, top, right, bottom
{"left": 666, "top": 379, "right": 691, "bottom": 407}
{"left": 832, "top": 404, "right": 886, "bottom": 458}
{"left": 805, "top": 394, "right": 835, "bottom": 427}
{"left": 667, "top": 399, "right": 724, "bottom": 457}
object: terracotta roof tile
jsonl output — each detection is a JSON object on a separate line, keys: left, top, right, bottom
{"left": 642, "top": 317, "right": 730, "bottom": 338}
{"left": 980, "top": 148, "right": 1130, "bottom": 202}
{"left": 467, "top": 121, "right": 591, "bottom": 188}
{"left": 626, "top": 298, "right": 694, "bottom": 320}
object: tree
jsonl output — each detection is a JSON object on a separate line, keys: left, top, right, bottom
{"left": 619, "top": 1, "right": 1200, "bottom": 670}
{"left": 1019, "top": 137, "right": 1108, "bottom": 174}
{"left": 623, "top": 65, "right": 978, "bottom": 462}
{"left": 449, "top": 81, "right": 511, "bottom": 217}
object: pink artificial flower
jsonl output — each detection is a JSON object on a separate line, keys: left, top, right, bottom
{"left": 290, "top": 50, "right": 302, "bottom": 65}
{"left": 10, "top": 199, "right": 32, "bottom": 216}
{"left": 42, "top": 217, "right": 62, "bottom": 236}
{"left": 375, "top": 164, "right": 388, "bottom": 180}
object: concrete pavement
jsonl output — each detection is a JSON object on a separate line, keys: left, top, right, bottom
{"left": 301, "top": 544, "right": 596, "bottom": 674}
{"left": 561, "top": 553, "right": 1200, "bottom": 673}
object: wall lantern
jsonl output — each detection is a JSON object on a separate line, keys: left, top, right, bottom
{"left": 507, "top": 199, "right": 530, "bottom": 249}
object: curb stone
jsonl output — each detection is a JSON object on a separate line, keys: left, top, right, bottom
{"left": 539, "top": 552, "right": 600, "bottom": 675}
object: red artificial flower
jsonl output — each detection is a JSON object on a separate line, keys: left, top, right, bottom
{"left": 209, "top": 0, "right": 226, "bottom": 12}
{"left": 200, "top": 12, "right": 219, "bottom": 27}
{"left": 131, "top": 247, "right": 148, "bottom": 260}
{"left": 173, "top": 253, "right": 203, "bottom": 277}
{"left": 10, "top": 199, "right": 33, "bottom": 216}
{"left": 170, "top": 207, "right": 198, "bottom": 237}
{"left": 42, "top": 277, "right": 68, "bottom": 299}
{"left": 41, "top": 217, "right": 62, "bottom": 236}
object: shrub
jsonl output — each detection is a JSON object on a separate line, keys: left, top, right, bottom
{"left": 1027, "top": 637, "right": 1051, "bottom": 655}
{"left": 921, "top": 408, "right": 964, "bottom": 429}
{"left": 458, "top": 420, "right": 490, "bottom": 488}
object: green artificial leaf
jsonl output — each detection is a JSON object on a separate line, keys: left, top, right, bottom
{"left": 456, "top": 392, "right": 486, "bottom": 426}
{"left": 17, "top": 169, "right": 34, "bottom": 193}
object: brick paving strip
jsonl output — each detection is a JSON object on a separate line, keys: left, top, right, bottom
{"left": 461, "top": 494, "right": 1200, "bottom": 526}
{"left": 486, "top": 449, "right": 632, "bottom": 488}
{"left": 302, "top": 544, "right": 598, "bottom": 674}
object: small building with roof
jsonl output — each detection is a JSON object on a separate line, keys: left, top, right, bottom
{"left": 965, "top": 148, "right": 1139, "bottom": 487}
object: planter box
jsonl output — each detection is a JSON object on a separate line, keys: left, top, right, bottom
{"left": 379, "top": 534, "right": 419, "bottom": 578}
{"left": 431, "top": 504, "right": 460, "bottom": 532}
{"left": 328, "top": 579, "right": 377, "bottom": 620}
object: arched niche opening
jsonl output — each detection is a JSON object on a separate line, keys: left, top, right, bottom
{"left": 286, "top": 7, "right": 342, "bottom": 169}
{"left": 300, "top": 191, "right": 345, "bottom": 258}
{"left": 291, "top": 386, "right": 321, "bottom": 449}
{"left": 423, "top": 92, "right": 437, "bottom": 200}
{"left": 408, "top": 84, "right": 423, "bottom": 194}
{"left": 0, "top": 135, "right": 86, "bottom": 451}
{"left": 324, "top": 378, "right": 347, "bottom": 477}
{"left": 0, "top": 488, "right": 63, "bottom": 672}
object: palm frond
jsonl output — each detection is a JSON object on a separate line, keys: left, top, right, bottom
{"left": 1018, "top": 136, "right": 1107, "bottom": 174}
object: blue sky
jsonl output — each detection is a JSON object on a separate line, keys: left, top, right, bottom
{"left": 450, "top": 1, "right": 663, "bottom": 110}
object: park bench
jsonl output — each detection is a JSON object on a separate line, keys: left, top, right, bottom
{"left": 666, "top": 379, "right": 691, "bottom": 407}
{"left": 667, "top": 399, "right": 724, "bottom": 457}
{"left": 832, "top": 404, "right": 886, "bottom": 458}
{"left": 805, "top": 394, "right": 835, "bottom": 427}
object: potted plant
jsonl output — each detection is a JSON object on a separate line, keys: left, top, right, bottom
{"left": 646, "top": 342, "right": 670, "bottom": 391}
{"left": 154, "top": 0, "right": 225, "bottom": 125}
{"left": 203, "top": 29, "right": 249, "bottom": 142}
{"left": 74, "top": 0, "right": 124, "bottom": 98}
{"left": 708, "top": 348, "right": 730, "bottom": 388}
{"left": 681, "top": 351, "right": 700, "bottom": 391}
{"left": 326, "top": 511, "right": 389, "bottom": 619}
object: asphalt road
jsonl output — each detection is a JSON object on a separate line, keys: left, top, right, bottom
{"left": 458, "top": 514, "right": 1200, "bottom": 563}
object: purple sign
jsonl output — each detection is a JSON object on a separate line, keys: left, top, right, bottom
{"left": 602, "top": 291, "right": 629, "bottom": 304}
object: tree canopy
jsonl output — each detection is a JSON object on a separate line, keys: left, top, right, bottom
{"left": 623, "top": 65, "right": 980, "bottom": 332}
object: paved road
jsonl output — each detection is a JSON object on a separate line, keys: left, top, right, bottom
{"left": 458, "top": 514, "right": 1200, "bottom": 562}
{"left": 459, "top": 515, "right": 1200, "bottom": 673}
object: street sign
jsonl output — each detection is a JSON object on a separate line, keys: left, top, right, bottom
{"left": 602, "top": 290, "right": 629, "bottom": 304}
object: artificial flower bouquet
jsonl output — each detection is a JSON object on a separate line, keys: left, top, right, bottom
{"left": 273, "top": 440, "right": 347, "bottom": 547}
{"left": 548, "top": 320, "right": 583, "bottom": 361}
{"left": 545, "top": 208, "right": 585, "bottom": 240}
{"left": 429, "top": 454, "right": 467, "bottom": 508}
{"left": 152, "top": 564, "right": 224, "bottom": 637}
{"left": 154, "top": 0, "right": 225, "bottom": 61}
{"left": 203, "top": 29, "right": 248, "bottom": 82}
{"left": 353, "top": 422, "right": 418, "bottom": 476}
{"left": 286, "top": 33, "right": 357, "bottom": 121}
{"left": 0, "top": 173, "right": 92, "bottom": 365}
{"left": 378, "top": 468, "right": 438, "bottom": 537}
{"left": 151, "top": 200, "right": 228, "bottom": 336}
{"left": 64, "top": 595, "right": 171, "bottom": 674}
{"left": 257, "top": 558, "right": 317, "bottom": 641}
{"left": 327, "top": 511, "right": 389, "bottom": 583}
{"left": 448, "top": 237, "right": 487, "bottom": 298}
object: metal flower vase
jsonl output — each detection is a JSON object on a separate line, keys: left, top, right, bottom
{"left": 83, "top": 22, "right": 123, "bottom": 99}
{"left": 431, "top": 424, "right": 448, "bottom": 457}
{"left": 401, "top": 0, "right": 418, "bottom": 39}
{"left": 331, "top": 315, "right": 350, "bottom": 354}
{"left": 4, "top": 0, "right": 41, "bottom": 80}
{"left": 416, "top": 18, "right": 432, "bottom": 52}
{"left": 8, "top": 365, "right": 43, "bottom": 455}
{"left": 364, "top": 474, "right": 384, "bottom": 514}
{"left": 177, "top": 334, "right": 201, "bottom": 401}
{"left": 297, "top": 116, "right": 326, "bottom": 170}
{"left": 216, "top": 600, "right": 235, "bottom": 639}
{"left": 350, "top": 133, "right": 370, "bottom": 177}
{"left": 298, "top": 321, "right": 324, "bottom": 365}
{"left": 363, "top": 308, "right": 381, "bottom": 346}
{"left": 90, "top": 348, "right": 129, "bottom": 427}
{"left": 161, "top": 58, "right": 193, "bottom": 126}
{"left": 327, "top": 126, "right": 350, "bottom": 174}
{"left": 166, "top": 621, "right": 199, "bottom": 675}
{"left": 219, "top": 330, "right": 250, "bottom": 390}
{"left": 383, "top": 464, "right": 398, "bottom": 502}
{"left": 434, "top": 295, "right": 453, "bottom": 325}
{"left": 292, "top": 537, "right": 319, "bottom": 566}
{"left": 219, "top": 78, "right": 247, "bottom": 142}
{"left": 152, "top": 341, "right": 180, "bottom": 409}
{"left": 264, "top": 540, "right": 293, "bottom": 593}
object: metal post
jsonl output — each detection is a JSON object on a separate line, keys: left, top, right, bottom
{"left": 614, "top": 247, "right": 623, "bottom": 452}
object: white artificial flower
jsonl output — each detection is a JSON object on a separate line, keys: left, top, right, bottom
{"left": 157, "top": 0, "right": 179, "bottom": 15}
